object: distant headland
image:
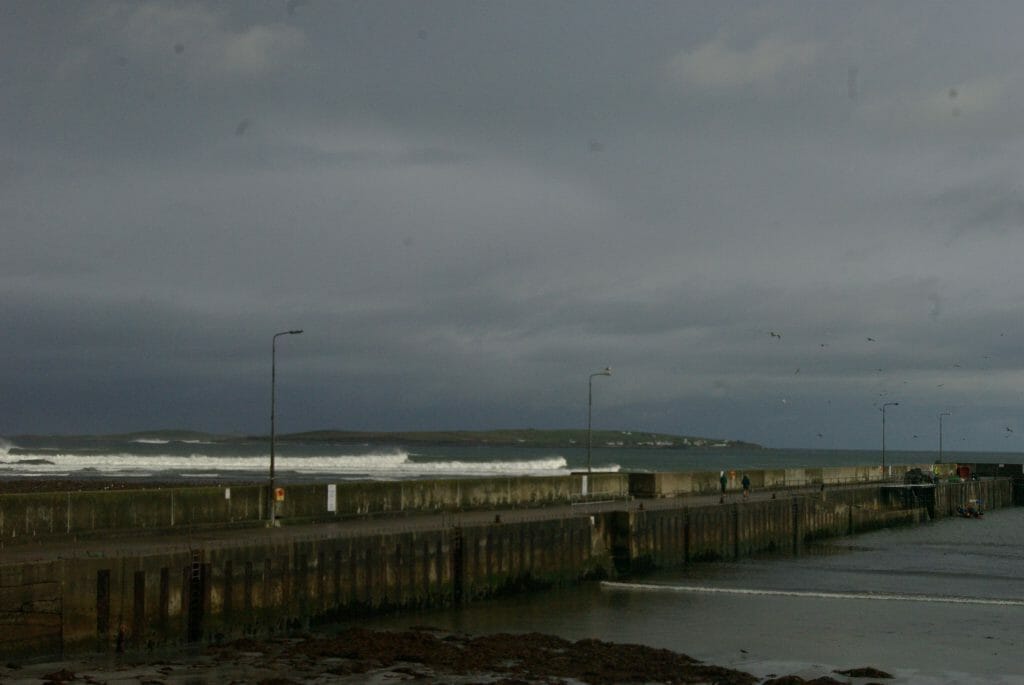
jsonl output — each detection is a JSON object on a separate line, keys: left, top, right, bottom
{"left": 265, "top": 428, "right": 762, "bottom": 450}
{"left": 11, "top": 429, "right": 762, "bottom": 450}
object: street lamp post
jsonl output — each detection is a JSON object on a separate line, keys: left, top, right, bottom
{"left": 587, "top": 367, "right": 612, "bottom": 474}
{"left": 270, "top": 329, "right": 303, "bottom": 526}
{"left": 939, "top": 411, "right": 951, "bottom": 462}
{"left": 881, "top": 401, "right": 899, "bottom": 475}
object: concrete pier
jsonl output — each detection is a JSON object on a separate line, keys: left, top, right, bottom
{"left": 0, "top": 469, "right": 1015, "bottom": 660}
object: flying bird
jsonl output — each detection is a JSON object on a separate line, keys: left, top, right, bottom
{"left": 769, "top": 331, "right": 782, "bottom": 339}
{"left": 1006, "top": 427, "right": 1014, "bottom": 433}
{"left": 866, "top": 337, "right": 876, "bottom": 342}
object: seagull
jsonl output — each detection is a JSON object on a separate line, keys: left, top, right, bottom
{"left": 866, "top": 337, "right": 876, "bottom": 342}
{"left": 794, "top": 368, "right": 800, "bottom": 374}
{"left": 769, "top": 331, "right": 782, "bottom": 339}
{"left": 1006, "top": 427, "right": 1014, "bottom": 433}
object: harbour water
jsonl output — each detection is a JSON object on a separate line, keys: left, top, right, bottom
{"left": 1, "top": 433, "right": 1012, "bottom": 481}
{"left": 356, "top": 507, "right": 1024, "bottom": 684}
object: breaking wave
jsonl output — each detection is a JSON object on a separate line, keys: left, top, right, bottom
{"left": 601, "top": 581, "right": 1024, "bottom": 607}
{"left": 0, "top": 447, "right": 590, "bottom": 479}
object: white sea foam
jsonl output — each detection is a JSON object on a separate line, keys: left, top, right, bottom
{"left": 0, "top": 450, "right": 405, "bottom": 474}
{"left": 132, "top": 438, "right": 214, "bottom": 445}
{"left": 0, "top": 438, "right": 14, "bottom": 456}
{"left": 601, "top": 581, "right": 1024, "bottom": 607}
{"left": 0, "top": 448, "right": 579, "bottom": 478}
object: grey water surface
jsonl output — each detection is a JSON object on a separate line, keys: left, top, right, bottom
{"left": 356, "top": 507, "right": 1024, "bottom": 683}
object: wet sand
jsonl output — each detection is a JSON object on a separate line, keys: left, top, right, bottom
{"left": 0, "top": 628, "right": 894, "bottom": 684}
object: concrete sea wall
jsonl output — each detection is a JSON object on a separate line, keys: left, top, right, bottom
{"left": 0, "top": 464, "right": 936, "bottom": 545}
{"left": 0, "top": 473, "right": 629, "bottom": 545}
{"left": 4, "top": 515, "right": 613, "bottom": 657}
{"left": 628, "top": 463, "right": 934, "bottom": 498}
{"left": 0, "top": 474, "right": 1015, "bottom": 660}
{"left": 622, "top": 478, "right": 1013, "bottom": 572}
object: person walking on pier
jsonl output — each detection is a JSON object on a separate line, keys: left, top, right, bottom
{"left": 742, "top": 473, "right": 751, "bottom": 500}
{"left": 719, "top": 470, "right": 727, "bottom": 503}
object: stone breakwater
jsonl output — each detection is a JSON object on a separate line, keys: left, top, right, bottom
{"left": 0, "top": 471, "right": 1014, "bottom": 660}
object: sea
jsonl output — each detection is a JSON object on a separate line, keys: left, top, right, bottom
{"left": 0, "top": 432, "right": 1014, "bottom": 482}
{"left": 356, "top": 508, "right": 1024, "bottom": 684}
{"left": 3, "top": 434, "right": 1024, "bottom": 683}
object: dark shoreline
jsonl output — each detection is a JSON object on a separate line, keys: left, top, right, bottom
{"left": 0, "top": 627, "right": 893, "bottom": 685}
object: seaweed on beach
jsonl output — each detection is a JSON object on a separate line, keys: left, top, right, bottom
{"left": 220, "top": 628, "right": 760, "bottom": 684}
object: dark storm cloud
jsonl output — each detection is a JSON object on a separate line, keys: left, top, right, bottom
{"left": 5, "top": 1, "right": 1024, "bottom": 450}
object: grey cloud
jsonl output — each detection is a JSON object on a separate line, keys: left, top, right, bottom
{"left": 6, "top": 2, "right": 1024, "bottom": 449}
{"left": 929, "top": 182, "right": 1024, "bottom": 240}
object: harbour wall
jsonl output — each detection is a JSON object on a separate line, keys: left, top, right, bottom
{"left": 0, "top": 464, "right": 937, "bottom": 545}
{"left": 623, "top": 477, "right": 1012, "bottom": 571}
{"left": 0, "top": 474, "right": 1013, "bottom": 660}
{"left": 0, "top": 473, "right": 628, "bottom": 545}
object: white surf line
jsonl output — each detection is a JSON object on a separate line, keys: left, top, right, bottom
{"left": 601, "top": 581, "right": 1024, "bottom": 607}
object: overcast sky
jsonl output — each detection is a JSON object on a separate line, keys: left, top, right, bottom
{"left": 5, "top": 2, "right": 1024, "bottom": 451}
